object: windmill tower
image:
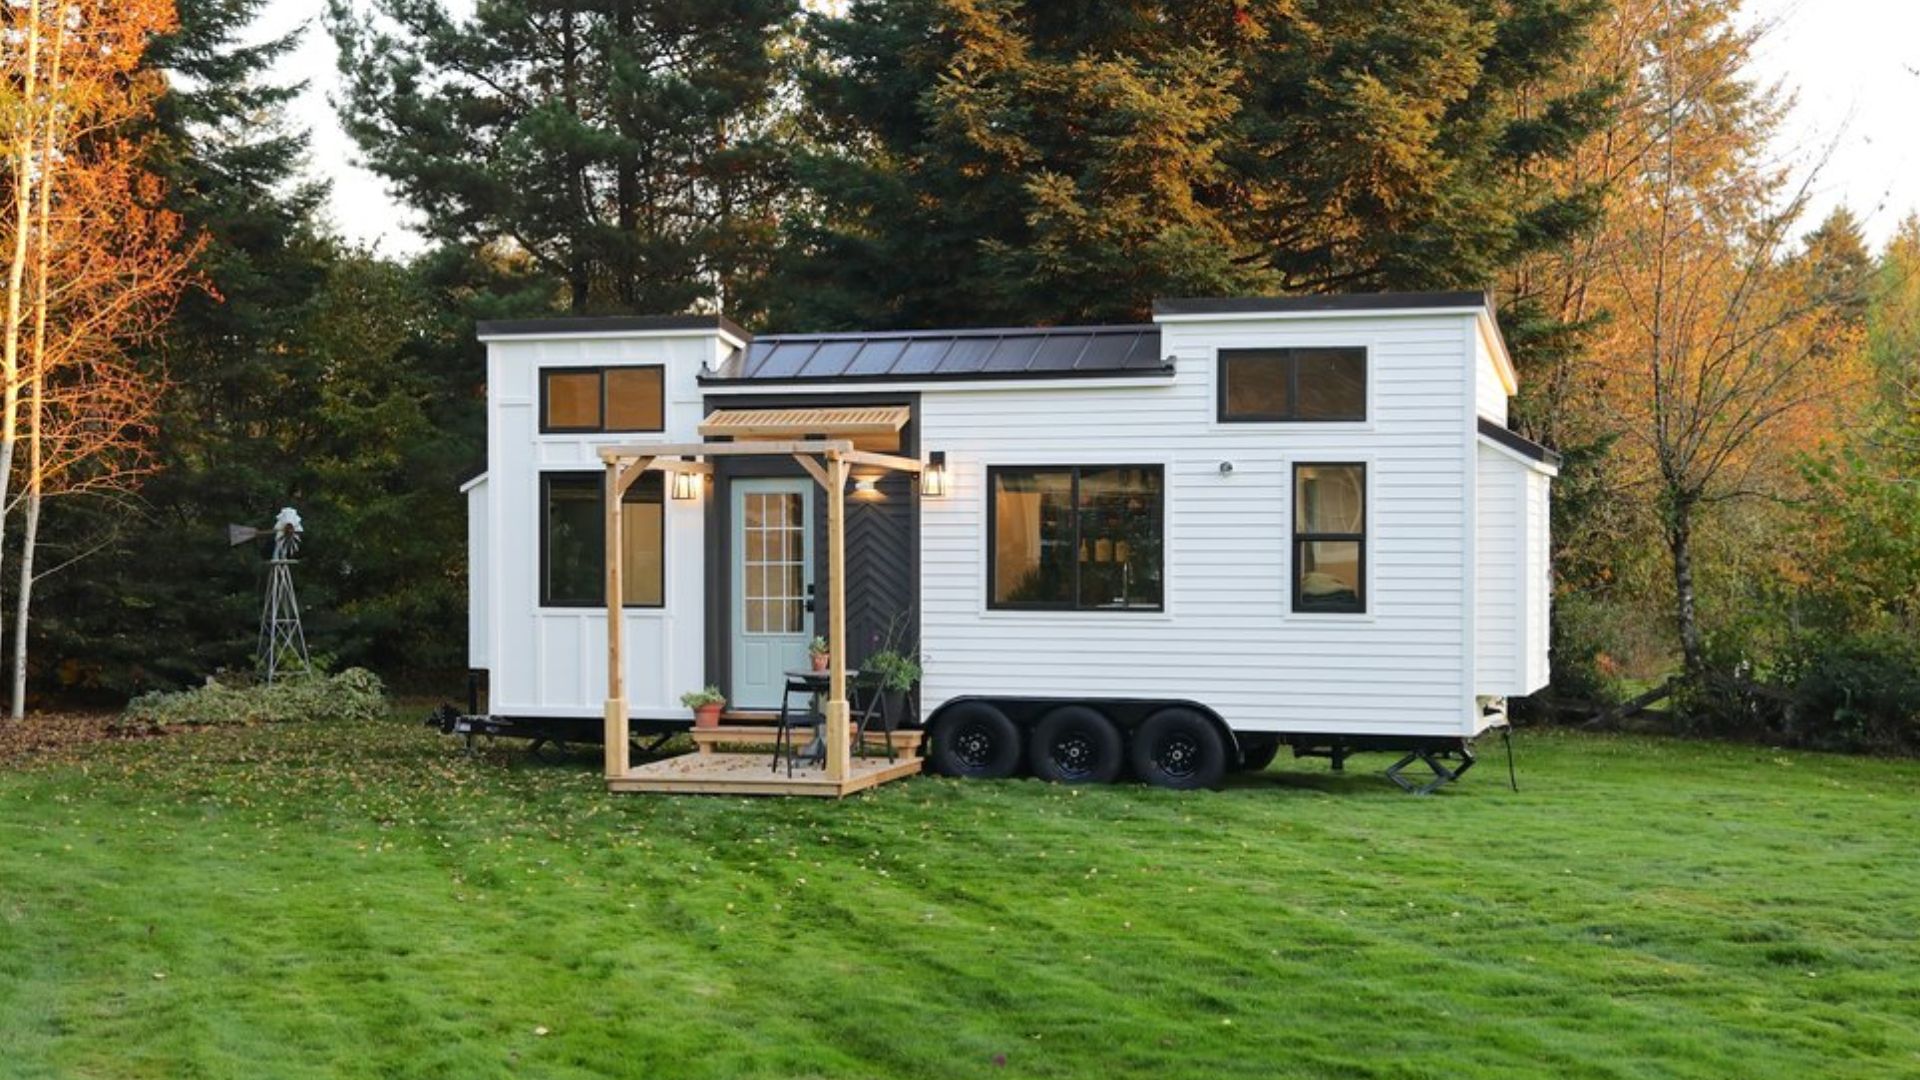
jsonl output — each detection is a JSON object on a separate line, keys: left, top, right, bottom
{"left": 229, "top": 507, "right": 311, "bottom": 682}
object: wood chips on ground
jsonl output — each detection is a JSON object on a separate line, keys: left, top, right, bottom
{"left": 0, "top": 712, "right": 151, "bottom": 766}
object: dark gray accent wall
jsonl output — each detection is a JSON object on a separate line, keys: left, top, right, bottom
{"left": 701, "top": 394, "right": 920, "bottom": 702}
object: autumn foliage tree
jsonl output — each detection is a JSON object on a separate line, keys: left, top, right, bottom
{"left": 0, "top": 0, "right": 195, "bottom": 716}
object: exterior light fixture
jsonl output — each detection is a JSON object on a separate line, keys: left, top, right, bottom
{"left": 672, "top": 470, "right": 699, "bottom": 500}
{"left": 852, "top": 475, "right": 880, "bottom": 495}
{"left": 921, "top": 451, "right": 948, "bottom": 498}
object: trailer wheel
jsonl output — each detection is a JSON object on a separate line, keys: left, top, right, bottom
{"left": 1237, "top": 734, "right": 1282, "bottom": 773}
{"left": 1029, "top": 706, "right": 1123, "bottom": 784}
{"left": 928, "top": 702, "right": 1022, "bottom": 779}
{"left": 1130, "top": 708, "right": 1228, "bottom": 790}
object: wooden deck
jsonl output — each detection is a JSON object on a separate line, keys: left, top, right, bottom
{"left": 688, "top": 724, "right": 924, "bottom": 758}
{"left": 608, "top": 751, "right": 924, "bottom": 798}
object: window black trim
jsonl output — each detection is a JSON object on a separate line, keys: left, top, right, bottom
{"left": 538, "top": 470, "right": 666, "bottom": 609}
{"left": 986, "top": 464, "right": 1166, "bottom": 613}
{"left": 538, "top": 365, "right": 666, "bottom": 434}
{"left": 1217, "top": 347, "right": 1368, "bottom": 423}
{"left": 1291, "top": 462, "right": 1367, "bottom": 615}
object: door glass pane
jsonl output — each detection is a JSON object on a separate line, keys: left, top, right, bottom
{"left": 1297, "top": 540, "right": 1362, "bottom": 611}
{"left": 1294, "top": 348, "right": 1366, "bottom": 420}
{"left": 1076, "top": 468, "right": 1163, "bottom": 609}
{"left": 992, "top": 470, "right": 1073, "bottom": 605}
{"left": 743, "top": 492, "right": 806, "bottom": 636}
{"left": 1220, "top": 352, "right": 1290, "bottom": 419}
{"left": 604, "top": 367, "right": 664, "bottom": 431}
{"left": 1296, "top": 464, "right": 1364, "bottom": 533}
{"left": 544, "top": 371, "right": 600, "bottom": 430}
{"left": 544, "top": 477, "right": 602, "bottom": 604}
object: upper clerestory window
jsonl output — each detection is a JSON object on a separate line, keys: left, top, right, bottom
{"left": 1218, "top": 347, "right": 1367, "bottom": 422}
{"left": 540, "top": 366, "right": 665, "bottom": 433}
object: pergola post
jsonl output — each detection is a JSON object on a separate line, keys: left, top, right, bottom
{"left": 824, "top": 454, "right": 851, "bottom": 783}
{"left": 603, "top": 454, "right": 652, "bottom": 780}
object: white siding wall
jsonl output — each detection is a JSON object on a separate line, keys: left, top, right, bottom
{"left": 480, "top": 331, "right": 722, "bottom": 719}
{"left": 918, "top": 313, "right": 1479, "bottom": 737}
{"left": 1474, "top": 444, "right": 1519, "bottom": 692}
{"left": 1475, "top": 324, "right": 1508, "bottom": 423}
{"left": 1522, "top": 467, "right": 1553, "bottom": 692}
{"left": 466, "top": 477, "right": 490, "bottom": 669}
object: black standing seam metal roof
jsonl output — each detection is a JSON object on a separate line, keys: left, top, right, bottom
{"left": 701, "top": 325, "right": 1168, "bottom": 384}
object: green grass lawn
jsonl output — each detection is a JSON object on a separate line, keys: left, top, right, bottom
{"left": 2, "top": 714, "right": 1916, "bottom": 1079}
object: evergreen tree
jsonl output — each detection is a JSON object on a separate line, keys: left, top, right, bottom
{"left": 26, "top": 0, "right": 338, "bottom": 696}
{"left": 773, "top": 0, "right": 1610, "bottom": 329}
{"left": 328, "top": 0, "right": 799, "bottom": 317}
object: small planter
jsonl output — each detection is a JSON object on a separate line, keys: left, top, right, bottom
{"left": 881, "top": 689, "right": 910, "bottom": 727}
{"left": 810, "top": 652, "right": 830, "bottom": 672}
{"left": 693, "top": 703, "right": 723, "bottom": 728}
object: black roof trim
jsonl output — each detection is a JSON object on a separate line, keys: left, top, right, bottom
{"left": 476, "top": 313, "right": 750, "bottom": 340}
{"left": 1478, "top": 417, "right": 1562, "bottom": 468}
{"left": 1153, "top": 291, "right": 1492, "bottom": 316}
{"left": 754, "top": 322, "right": 1155, "bottom": 343}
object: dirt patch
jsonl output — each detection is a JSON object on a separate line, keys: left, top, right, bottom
{"left": 0, "top": 712, "right": 158, "bottom": 766}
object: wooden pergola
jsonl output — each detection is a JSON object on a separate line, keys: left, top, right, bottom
{"left": 596, "top": 437, "right": 924, "bottom": 795}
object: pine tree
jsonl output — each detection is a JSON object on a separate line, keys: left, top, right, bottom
{"left": 772, "top": 0, "right": 1610, "bottom": 329}
{"left": 328, "top": 0, "right": 799, "bottom": 317}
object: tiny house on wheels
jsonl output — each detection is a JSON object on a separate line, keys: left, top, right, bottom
{"left": 451, "top": 292, "right": 1557, "bottom": 796}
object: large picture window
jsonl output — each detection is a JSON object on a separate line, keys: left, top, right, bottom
{"left": 541, "top": 472, "right": 665, "bottom": 607}
{"left": 540, "top": 366, "right": 665, "bottom": 433}
{"left": 1219, "top": 347, "right": 1367, "bottom": 422}
{"left": 989, "top": 465, "right": 1163, "bottom": 611}
{"left": 1293, "top": 463, "right": 1365, "bottom": 613}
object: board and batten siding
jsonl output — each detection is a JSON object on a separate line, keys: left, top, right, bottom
{"left": 917, "top": 313, "right": 1483, "bottom": 738}
{"left": 465, "top": 475, "right": 491, "bottom": 669}
{"left": 480, "top": 331, "right": 722, "bottom": 719}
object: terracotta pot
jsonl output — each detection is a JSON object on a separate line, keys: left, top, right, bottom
{"left": 810, "top": 652, "right": 830, "bottom": 672}
{"left": 693, "top": 703, "right": 723, "bottom": 728}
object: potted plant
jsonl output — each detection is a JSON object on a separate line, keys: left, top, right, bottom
{"left": 680, "top": 686, "right": 726, "bottom": 728}
{"left": 864, "top": 647, "right": 922, "bottom": 726}
{"left": 807, "top": 636, "right": 830, "bottom": 672}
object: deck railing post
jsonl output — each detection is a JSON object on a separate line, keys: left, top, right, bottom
{"left": 825, "top": 454, "right": 850, "bottom": 784}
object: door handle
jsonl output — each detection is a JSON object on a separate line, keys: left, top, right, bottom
{"left": 804, "top": 582, "right": 816, "bottom": 613}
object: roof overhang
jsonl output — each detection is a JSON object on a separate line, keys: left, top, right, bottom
{"left": 476, "top": 313, "right": 749, "bottom": 349}
{"left": 700, "top": 405, "right": 910, "bottom": 452}
{"left": 1478, "top": 418, "right": 1560, "bottom": 475}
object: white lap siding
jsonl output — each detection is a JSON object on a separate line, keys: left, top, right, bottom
{"left": 1474, "top": 444, "right": 1522, "bottom": 693}
{"left": 917, "top": 314, "right": 1477, "bottom": 738}
{"left": 1523, "top": 467, "right": 1552, "bottom": 693}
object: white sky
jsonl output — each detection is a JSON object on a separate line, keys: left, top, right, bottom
{"left": 266, "top": 0, "right": 1920, "bottom": 258}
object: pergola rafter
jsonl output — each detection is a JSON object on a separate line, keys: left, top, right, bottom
{"left": 597, "top": 440, "right": 925, "bottom": 788}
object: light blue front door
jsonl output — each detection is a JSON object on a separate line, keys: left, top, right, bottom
{"left": 731, "top": 478, "right": 815, "bottom": 709}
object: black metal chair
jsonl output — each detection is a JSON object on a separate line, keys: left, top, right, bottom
{"left": 770, "top": 675, "right": 825, "bottom": 776}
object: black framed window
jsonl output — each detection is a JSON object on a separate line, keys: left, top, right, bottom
{"left": 1293, "top": 463, "right": 1365, "bottom": 613}
{"left": 989, "top": 465, "right": 1163, "bottom": 611}
{"left": 541, "top": 472, "right": 665, "bottom": 607}
{"left": 1219, "top": 347, "right": 1367, "bottom": 422}
{"left": 539, "top": 366, "right": 665, "bottom": 433}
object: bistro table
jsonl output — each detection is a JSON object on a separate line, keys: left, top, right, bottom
{"left": 777, "top": 668, "right": 863, "bottom": 769}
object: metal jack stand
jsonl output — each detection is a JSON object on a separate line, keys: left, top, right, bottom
{"left": 1385, "top": 743, "right": 1477, "bottom": 795}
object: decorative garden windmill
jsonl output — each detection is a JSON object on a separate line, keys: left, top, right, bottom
{"left": 228, "top": 507, "right": 310, "bottom": 682}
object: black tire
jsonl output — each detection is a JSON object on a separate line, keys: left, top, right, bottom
{"left": 928, "top": 702, "right": 1023, "bottom": 779}
{"left": 1237, "top": 734, "right": 1282, "bottom": 773}
{"left": 1029, "top": 706, "right": 1124, "bottom": 784}
{"left": 1130, "top": 707, "right": 1228, "bottom": 790}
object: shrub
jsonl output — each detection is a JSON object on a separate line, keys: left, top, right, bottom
{"left": 119, "top": 668, "right": 387, "bottom": 730}
{"left": 1779, "top": 630, "right": 1920, "bottom": 754}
